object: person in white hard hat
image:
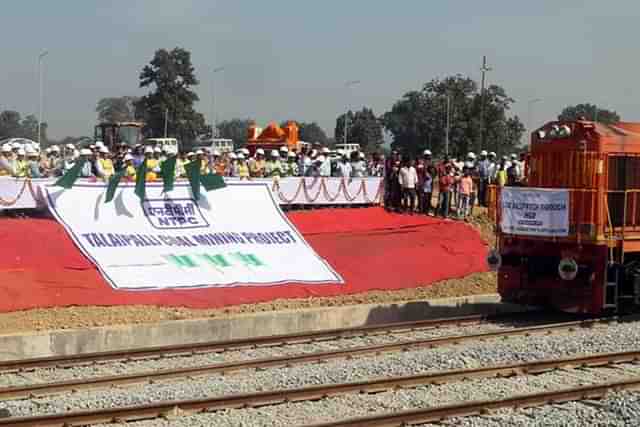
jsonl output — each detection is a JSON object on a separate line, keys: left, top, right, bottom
{"left": 143, "top": 146, "right": 160, "bottom": 180}
{"left": 306, "top": 155, "right": 323, "bottom": 177}
{"left": 77, "top": 148, "right": 94, "bottom": 178}
{"left": 279, "top": 146, "right": 289, "bottom": 156}
{"left": 0, "top": 144, "right": 15, "bottom": 176}
{"left": 319, "top": 150, "right": 332, "bottom": 177}
{"left": 250, "top": 148, "right": 266, "bottom": 177}
{"left": 298, "top": 147, "right": 311, "bottom": 177}
{"left": 265, "top": 149, "right": 283, "bottom": 178}
{"left": 336, "top": 152, "right": 352, "bottom": 178}
{"left": 95, "top": 147, "right": 114, "bottom": 180}
{"left": 476, "top": 150, "right": 490, "bottom": 207}
{"left": 24, "top": 147, "right": 42, "bottom": 178}
{"left": 351, "top": 151, "right": 367, "bottom": 178}
{"left": 122, "top": 154, "right": 137, "bottom": 181}
{"left": 227, "top": 152, "right": 239, "bottom": 177}
{"left": 237, "top": 153, "right": 250, "bottom": 180}
{"left": 13, "top": 149, "right": 28, "bottom": 177}
{"left": 285, "top": 151, "right": 299, "bottom": 177}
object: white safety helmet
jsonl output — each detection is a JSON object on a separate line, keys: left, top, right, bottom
{"left": 12, "top": 142, "right": 22, "bottom": 149}
{"left": 144, "top": 146, "right": 153, "bottom": 154}
{"left": 322, "top": 147, "right": 330, "bottom": 154}
{"left": 124, "top": 154, "right": 134, "bottom": 161}
{"left": 489, "top": 151, "right": 496, "bottom": 158}
{"left": 423, "top": 149, "right": 432, "bottom": 156}
{"left": 66, "top": 143, "right": 75, "bottom": 150}
{"left": 467, "top": 152, "right": 476, "bottom": 160}
{"left": 212, "top": 149, "right": 221, "bottom": 157}
{"left": 187, "top": 151, "right": 195, "bottom": 157}
{"left": 480, "top": 150, "right": 488, "bottom": 156}
{"left": 16, "top": 148, "right": 26, "bottom": 156}
{"left": 256, "top": 148, "right": 265, "bottom": 155}
{"left": 196, "top": 149, "right": 204, "bottom": 155}
{"left": 25, "top": 147, "right": 38, "bottom": 156}
{"left": 80, "top": 148, "right": 92, "bottom": 156}
{"left": 510, "top": 153, "right": 518, "bottom": 159}
{"left": 288, "top": 151, "right": 296, "bottom": 158}
{"left": 229, "top": 152, "right": 237, "bottom": 160}
{"left": 271, "top": 149, "right": 280, "bottom": 158}
{"left": 279, "top": 146, "right": 289, "bottom": 153}
{"left": 237, "top": 153, "right": 246, "bottom": 160}
{"left": 95, "top": 141, "right": 105, "bottom": 148}
{"left": 242, "top": 148, "right": 250, "bottom": 155}
{"left": 51, "top": 145, "right": 61, "bottom": 152}
{"left": 154, "top": 147, "right": 162, "bottom": 153}
{"left": 1, "top": 144, "right": 11, "bottom": 153}
{"left": 99, "top": 147, "right": 109, "bottom": 154}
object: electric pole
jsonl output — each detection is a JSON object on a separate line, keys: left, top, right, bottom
{"left": 479, "top": 56, "right": 492, "bottom": 153}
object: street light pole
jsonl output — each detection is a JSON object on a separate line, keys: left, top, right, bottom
{"left": 344, "top": 80, "right": 360, "bottom": 146}
{"left": 445, "top": 94, "right": 451, "bottom": 157}
{"left": 527, "top": 98, "right": 542, "bottom": 146}
{"left": 211, "top": 66, "right": 225, "bottom": 138}
{"left": 479, "top": 56, "right": 492, "bottom": 153}
{"left": 37, "top": 50, "right": 49, "bottom": 145}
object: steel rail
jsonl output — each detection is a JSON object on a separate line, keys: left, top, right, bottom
{"left": 0, "top": 348, "right": 638, "bottom": 426}
{"left": 0, "top": 318, "right": 610, "bottom": 401}
{"left": 0, "top": 311, "right": 544, "bottom": 374}
{"left": 307, "top": 377, "right": 640, "bottom": 426}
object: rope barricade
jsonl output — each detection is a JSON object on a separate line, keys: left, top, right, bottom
{"left": 0, "top": 178, "right": 44, "bottom": 207}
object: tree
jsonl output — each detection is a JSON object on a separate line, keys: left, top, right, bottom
{"left": 382, "top": 74, "right": 524, "bottom": 158}
{"left": 135, "top": 47, "right": 208, "bottom": 145}
{"left": 0, "top": 110, "right": 48, "bottom": 143}
{"left": 558, "top": 103, "right": 620, "bottom": 125}
{"left": 217, "top": 118, "right": 253, "bottom": 147}
{"left": 335, "top": 107, "right": 384, "bottom": 152}
{"left": 96, "top": 96, "right": 139, "bottom": 122}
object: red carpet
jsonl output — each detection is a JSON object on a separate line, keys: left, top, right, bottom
{"left": 0, "top": 208, "right": 488, "bottom": 313}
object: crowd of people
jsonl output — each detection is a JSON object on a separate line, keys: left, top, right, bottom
{"left": 0, "top": 141, "right": 387, "bottom": 181}
{"left": 385, "top": 150, "right": 526, "bottom": 220}
{"left": 0, "top": 140, "right": 526, "bottom": 219}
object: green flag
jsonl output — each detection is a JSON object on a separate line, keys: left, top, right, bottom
{"left": 54, "top": 157, "right": 87, "bottom": 189}
{"left": 104, "top": 170, "right": 126, "bottom": 203}
{"left": 134, "top": 161, "right": 147, "bottom": 202}
{"left": 160, "top": 155, "right": 177, "bottom": 193}
{"left": 185, "top": 159, "right": 201, "bottom": 200}
{"left": 200, "top": 173, "right": 226, "bottom": 191}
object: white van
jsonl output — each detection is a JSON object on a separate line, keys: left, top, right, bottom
{"left": 144, "top": 138, "right": 179, "bottom": 152}
{"left": 199, "top": 138, "right": 235, "bottom": 153}
{"left": 334, "top": 143, "right": 361, "bottom": 156}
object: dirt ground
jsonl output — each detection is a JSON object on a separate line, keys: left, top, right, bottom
{"left": 0, "top": 209, "right": 497, "bottom": 334}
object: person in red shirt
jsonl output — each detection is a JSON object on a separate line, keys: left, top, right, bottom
{"left": 438, "top": 164, "right": 454, "bottom": 217}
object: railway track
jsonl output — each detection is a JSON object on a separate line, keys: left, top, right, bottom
{"left": 1, "top": 349, "right": 638, "bottom": 426}
{"left": 0, "top": 317, "right": 608, "bottom": 401}
{"left": 0, "top": 313, "right": 507, "bottom": 374}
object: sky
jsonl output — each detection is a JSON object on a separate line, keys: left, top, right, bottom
{"left": 1, "top": 0, "right": 639, "bottom": 140}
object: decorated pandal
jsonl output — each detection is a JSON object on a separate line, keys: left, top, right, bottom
{"left": 0, "top": 176, "right": 384, "bottom": 210}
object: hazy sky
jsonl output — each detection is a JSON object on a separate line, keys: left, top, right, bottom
{"left": 2, "top": 1, "right": 639, "bottom": 140}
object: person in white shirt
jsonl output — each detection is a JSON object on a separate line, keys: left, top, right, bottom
{"left": 351, "top": 152, "right": 367, "bottom": 177}
{"left": 398, "top": 159, "right": 418, "bottom": 214}
{"left": 336, "top": 155, "right": 352, "bottom": 178}
{"left": 319, "top": 152, "right": 332, "bottom": 177}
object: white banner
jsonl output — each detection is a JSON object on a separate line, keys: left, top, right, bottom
{"left": 0, "top": 177, "right": 382, "bottom": 210}
{"left": 46, "top": 182, "right": 343, "bottom": 290}
{"left": 500, "top": 187, "right": 569, "bottom": 237}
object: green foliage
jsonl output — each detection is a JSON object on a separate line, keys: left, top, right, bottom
{"left": 557, "top": 103, "right": 620, "bottom": 125}
{"left": 382, "top": 74, "right": 525, "bottom": 158}
{"left": 96, "top": 96, "right": 139, "bottom": 123}
{"left": 335, "top": 107, "right": 384, "bottom": 152}
{"left": 217, "top": 118, "right": 253, "bottom": 147}
{"left": 0, "top": 110, "right": 47, "bottom": 142}
{"left": 135, "top": 47, "right": 208, "bottom": 145}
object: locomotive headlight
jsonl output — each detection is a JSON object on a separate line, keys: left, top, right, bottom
{"left": 558, "top": 258, "right": 578, "bottom": 281}
{"left": 487, "top": 249, "right": 502, "bottom": 272}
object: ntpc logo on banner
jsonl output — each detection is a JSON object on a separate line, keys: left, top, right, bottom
{"left": 142, "top": 199, "right": 209, "bottom": 230}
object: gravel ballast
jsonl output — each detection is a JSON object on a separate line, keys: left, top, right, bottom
{"left": 0, "top": 320, "right": 639, "bottom": 424}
